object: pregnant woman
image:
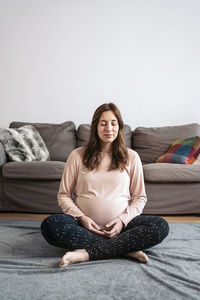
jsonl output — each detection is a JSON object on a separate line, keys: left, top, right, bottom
{"left": 41, "top": 103, "right": 169, "bottom": 267}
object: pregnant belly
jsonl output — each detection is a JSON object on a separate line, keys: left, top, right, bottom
{"left": 75, "top": 196, "right": 128, "bottom": 229}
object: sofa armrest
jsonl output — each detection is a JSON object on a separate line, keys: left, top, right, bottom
{"left": 0, "top": 142, "right": 7, "bottom": 166}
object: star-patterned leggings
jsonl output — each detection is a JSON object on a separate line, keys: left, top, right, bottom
{"left": 40, "top": 214, "right": 169, "bottom": 260}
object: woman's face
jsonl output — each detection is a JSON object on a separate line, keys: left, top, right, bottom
{"left": 97, "top": 110, "right": 119, "bottom": 145}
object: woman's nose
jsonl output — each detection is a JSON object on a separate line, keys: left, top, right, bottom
{"left": 106, "top": 123, "right": 112, "bottom": 131}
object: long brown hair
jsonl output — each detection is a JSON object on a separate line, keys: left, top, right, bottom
{"left": 83, "top": 103, "right": 128, "bottom": 171}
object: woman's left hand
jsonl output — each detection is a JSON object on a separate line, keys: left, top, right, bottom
{"left": 103, "top": 217, "right": 124, "bottom": 238}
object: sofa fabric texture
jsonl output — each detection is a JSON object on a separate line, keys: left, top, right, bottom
{"left": 0, "top": 122, "right": 200, "bottom": 214}
{"left": 3, "top": 161, "right": 64, "bottom": 180}
{"left": 143, "top": 163, "right": 200, "bottom": 182}
{"left": 144, "top": 182, "right": 200, "bottom": 214}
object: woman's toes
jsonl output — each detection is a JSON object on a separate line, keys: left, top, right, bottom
{"left": 59, "top": 253, "right": 71, "bottom": 267}
{"left": 59, "top": 260, "right": 70, "bottom": 268}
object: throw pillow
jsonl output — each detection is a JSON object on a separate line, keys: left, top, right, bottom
{"left": 193, "top": 153, "right": 200, "bottom": 165}
{"left": 0, "top": 125, "right": 50, "bottom": 162}
{"left": 156, "top": 136, "right": 200, "bottom": 164}
{"left": 9, "top": 121, "right": 76, "bottom": 162}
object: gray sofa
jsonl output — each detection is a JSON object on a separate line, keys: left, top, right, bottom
{"left": 0, "top": 121, "right": 200, "bottom": 215}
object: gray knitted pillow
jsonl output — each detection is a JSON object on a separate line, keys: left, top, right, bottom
{"left": 0, "top": 125, "right": 50, "bottom": 161}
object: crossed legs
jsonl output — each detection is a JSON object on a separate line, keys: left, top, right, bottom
{"left": 41, "top": 214, "right": 169, "bottom": 267}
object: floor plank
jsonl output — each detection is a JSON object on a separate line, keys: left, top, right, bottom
{"left": 0, "top": 213, "right": 199, "bottom": 222}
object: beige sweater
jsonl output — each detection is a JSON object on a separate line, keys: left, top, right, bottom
{"left": 57, "top": 147, "right": 147, "bottom": 229}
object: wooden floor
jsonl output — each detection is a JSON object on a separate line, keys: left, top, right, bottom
{"left": 0, "top": 213, "right": 200, "bottom": 222}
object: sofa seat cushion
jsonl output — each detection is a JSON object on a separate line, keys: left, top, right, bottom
{"left": 9, "top": 121, "right": 76, "bottom": 162}
{"left": 143, "top": 163, "right": 200, "bottom": 182}
{"left": 2, "top": 161, "right": 65, "bottom": 180}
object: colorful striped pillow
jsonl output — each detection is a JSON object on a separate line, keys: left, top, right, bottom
{"left": 156, "top": 136, "right": 200, "bottom": 164}
{"left": 193, "top": 153, "right": 200, "bottom": 165}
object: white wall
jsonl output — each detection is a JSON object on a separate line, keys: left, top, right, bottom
{"left": 0, "top": 0, "right": 200, "bottom": 129}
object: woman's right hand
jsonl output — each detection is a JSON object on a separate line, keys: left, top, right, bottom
{"left": 77, "top": 215, "right": 106, "bottom": 236}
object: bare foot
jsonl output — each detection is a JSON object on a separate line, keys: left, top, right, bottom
{"left": 125, "top": 251, "right": 148, "bottom": 263}
{"left": 59, "top": 249, "right": 89, "bottom": 268}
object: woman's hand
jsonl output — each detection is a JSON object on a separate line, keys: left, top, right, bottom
{"left": 103, "top": 217, "right": 124, "bottom": 238}
{"left": 77, "top": 215, "right": 106, "bottom": 236}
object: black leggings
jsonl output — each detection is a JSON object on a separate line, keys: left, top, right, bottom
{"left": 41, "top": 214, "right": 169, "bottom": 260}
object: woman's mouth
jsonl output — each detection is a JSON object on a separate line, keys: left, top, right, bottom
{"left": 104, "top": 134, "right": 113, "bottom": 138}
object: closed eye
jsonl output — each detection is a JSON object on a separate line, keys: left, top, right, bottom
{"left": 99, "top": 120, "right": 118, "bottom": 126}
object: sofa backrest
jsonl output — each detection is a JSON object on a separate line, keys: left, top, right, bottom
{"left": 9, "top": 121, "right": 76, "bottom": 162}
{"left": 132, "top": 123, "right": 200, "bottom": 164}
{"left": 76, "top": 124, "right": 132, "bottom": 148}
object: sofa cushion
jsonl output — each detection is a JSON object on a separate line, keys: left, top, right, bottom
{"left": 10, "top": 121, "right": 76, "bottom": 162}
{"left": 2, "top": 161, "right": 65, "bottom": 180}
{"left": 143, "top": 163, "right": 200, "bottom": 182}
{"left": 132, "top": 123, "right": 200, "bottom": 164}
{"left": 0, "top": 125, "right": 50, "bottom": 162}
{"left": 76, "top": 124, "right": 132, "bottom": 148}
{"left": 156, "top": 136, "right": 200, "bottom": 164}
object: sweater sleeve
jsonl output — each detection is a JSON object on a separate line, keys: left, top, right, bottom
{"left": 119, "top": 150, "right": 147, "bottom": 227}
{"left": 57, "top": 149, "right": 85, "bottom": 218}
